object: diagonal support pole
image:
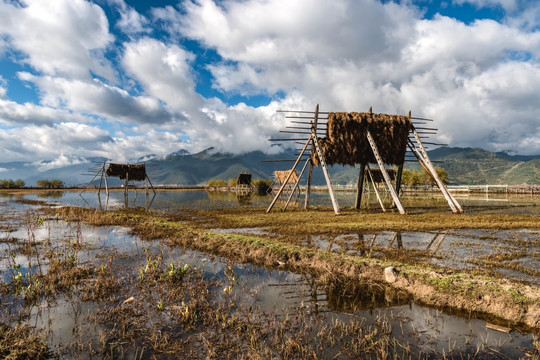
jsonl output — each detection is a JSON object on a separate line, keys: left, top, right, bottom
{"left": 267, "top": 135, "right": 313, "bottom": 213}
{"left": 366, "top": 164, "right": 386, "bottom": 212}
{"left": 366, "top": 130, "right": 406, "bottom": 214}
{"left": 311, "top": 124, "right": 340, "bottom": 215}
{"left": 408, "top": 126, "right": 463, "bottom": 213}
{"left": 283, "top": 157, "right": 311, "bottom": 211}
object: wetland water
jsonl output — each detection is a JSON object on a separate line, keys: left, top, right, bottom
{"left": 0, "top": 191, "right": 538, "bottom": 358}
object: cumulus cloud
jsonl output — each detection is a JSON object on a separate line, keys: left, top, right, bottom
{"left": 0, "top": 97, "right": 88, "bottom": 126}
{"left": 32, "top": 154, "right": 89, "bottom": 172}
{"left": 0, "top": 0, "right": 115, "bottom": 80}
{"left": 109, "top": 0, "right": 151, "bottom": 35}
{"left": 0, "top": 122, "right": 112, "bottom": 161}
{"left": 169, "top": 0, "right": 540, "bottom": 155}
{"left": 0, "top": 0, "right": 539, "bottom": 164}
{"left": 122, "top": 38, "right": 202, "bottom": 111}
{"left": 18, "top": 72, "right": 176, "bottom": 125}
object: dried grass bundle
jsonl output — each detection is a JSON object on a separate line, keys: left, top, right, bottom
{"left": 274, "top": 170, "right": 299, "bottom": 184}
{"left": 106, "top": 163, "right": 147, "bottom": 181}
{"left": 311, "top": 112, "right": 411, "bottom": 166}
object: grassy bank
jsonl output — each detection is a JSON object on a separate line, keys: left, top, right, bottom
{"left": 54, "top": 206, "right": 540, "bottom": 330}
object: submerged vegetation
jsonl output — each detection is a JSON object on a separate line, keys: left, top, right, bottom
{"left": 53, "top": 206, "right": 540, "bottom": 330}
{"left": 0, "top": 191, "right": 538, "bottom": 358}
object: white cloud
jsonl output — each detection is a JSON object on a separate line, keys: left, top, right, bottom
{"left": 0, "top": 0, "right": 539, "bottom": 165}
{"left": 109, "top": 0, "right": 150, "bottom": 35}
{"left": 0, "top": 0, "right": 115, "bottom": 80}
{"left": 17, "top": 72, "right": 175, "bottom": 125}
{"left": 0, "top": 96, "right": 89, "bottom": 126}
{"left": 171, "top": 0, "right": 540, "bottom": 155}
{"left": 0, "top": 75, "right": 6, "bottom": 98}
{"left": 32, "top": 154, "right": 89, "bottom": 172}
{"left": 122, "top": 38, "right": 202, "bottom": 111}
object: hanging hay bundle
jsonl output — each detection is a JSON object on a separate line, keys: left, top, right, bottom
{"left": 274, "top": 170, "right": 299, "bottom": 184}
{"left": 311, "top": 112, "right": 411, "bottom": 166}
{"left": 106, "top": 163, "right": 147, "bottom": 181}
{"left": 236, "top": 173, "right": 252, "bottom": 186}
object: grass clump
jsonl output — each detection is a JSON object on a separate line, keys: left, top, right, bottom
{"left": 0, "top": 324, "right": 49, "bottom": 359}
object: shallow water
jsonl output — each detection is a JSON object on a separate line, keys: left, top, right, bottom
{"left": 17, "top": 188, "right": 540, "bottom": 215}
{"left": 1, "top": 192, "right": 539, "bottom": 358}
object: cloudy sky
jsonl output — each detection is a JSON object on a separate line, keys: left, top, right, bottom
{"left": 0, "top": 0, "right": 538, "bottom": 168}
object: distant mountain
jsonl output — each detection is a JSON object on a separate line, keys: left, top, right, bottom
{"left": 425, "top": 147, "right": 540, "bottom": 185}
{"left": 0, "top": 147, "right": 538, "bottom": 186}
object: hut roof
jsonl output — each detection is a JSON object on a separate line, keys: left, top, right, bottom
{"left": 106, "top": 163, "right": 147, "bottom": 181}
{"left": 311, "top": 112, "right": 411, "bottom": 166}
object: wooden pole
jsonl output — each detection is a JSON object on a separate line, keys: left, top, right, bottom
{"left": 304, "top": 104, "right": 319, "bottom": 209}
{"left": 409, "top": 126, "right": 463, "bottom": 213}
{"left": 267, "top": 135, "right": 313, "bottom": 213}
{"left": 284, "top": 157, "right": 310, "bottom": 211}
{"left": 311, "top": 128, "right": 340, "bottom": 215}
{"left": 395, "top": 163, "right": 404, "bottom": 196}
{"left": 354, "top": 163, "right": 366, "bottom": 209}
{"left": 366, "top": 164, "right": 386, "bottom": 212}
{"left": 366, "top": 130, "right": 405, "bottom": 214}
{"left": 124, "top": 172, "right": 129, "bottom": 208}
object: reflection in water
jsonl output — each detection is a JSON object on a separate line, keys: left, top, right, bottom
{"left": 0, "top": 197, "right": 537, "bottom": 358}
{"left": 36, "top": 191, "right": 64, "bottom": 199}
{"left": 302, "top": 229, "right": 539, "bottom": 285}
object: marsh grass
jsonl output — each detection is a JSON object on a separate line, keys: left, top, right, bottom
{"left": 0, "top": 323, "right": 49, "bottom": 359}
{"left": 0, "top": 199, "right": 536, "bottom": 358}
{"left": 51, "top": 206, "right": 540, "bottom": 331}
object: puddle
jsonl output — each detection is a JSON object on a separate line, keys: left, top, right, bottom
{"left": 299, "top": 229, "right": 540, "bottom": 285}
{"left": 0, "top": 195, "right": 538, "bottom": 358}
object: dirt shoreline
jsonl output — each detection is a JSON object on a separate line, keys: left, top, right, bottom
{"left": 55, "top": 206, "right": 540, "bottom": 331}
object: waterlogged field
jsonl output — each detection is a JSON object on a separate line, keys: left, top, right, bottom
{"left": 0, "top": 189, "right": 539, "bottom": 359}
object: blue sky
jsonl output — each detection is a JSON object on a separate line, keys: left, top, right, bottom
{"left": 0, "top": 0, "right": 538, "bottom": 169}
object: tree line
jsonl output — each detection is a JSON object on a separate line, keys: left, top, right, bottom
{"left": 401, "top": 167, "right": 449, "bottom": 186}
{"left": 0, "top": 179, "right": 64, "bottom": 189}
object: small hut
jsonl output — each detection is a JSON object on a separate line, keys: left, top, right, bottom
{"left": 236, "top": 173, "right": 252, "bottom": 186}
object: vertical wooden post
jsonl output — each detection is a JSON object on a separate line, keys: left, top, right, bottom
{"left": 354, "top": 163, "right": 366, "bottom": 209}
{"left": 304, "top": 104, "right": 319, "bottom": 209}
{"left": 124, "top": 172, "right": 129, "bottom": 208}
{"left": 98, "top": 162, "right": 104, "bottom": 197}
{"left": 395, "top": 163, "right": 404, "bottom": 196}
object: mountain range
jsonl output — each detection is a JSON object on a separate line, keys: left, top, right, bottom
{"left": 0, "top": 147, "right": 538, "bottom": 187}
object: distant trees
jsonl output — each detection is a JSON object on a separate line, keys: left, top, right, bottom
{"left": 0, "top": 179, "right": 25, "bottom": 188}
{"left": 36, "top": 179, "right": 64, "bottom": 189}
{"left": 207, "top": 179, "right": 227, "bottom": 187}
{"left": 401, "top": 167, "right": 449, "bottom": 187}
